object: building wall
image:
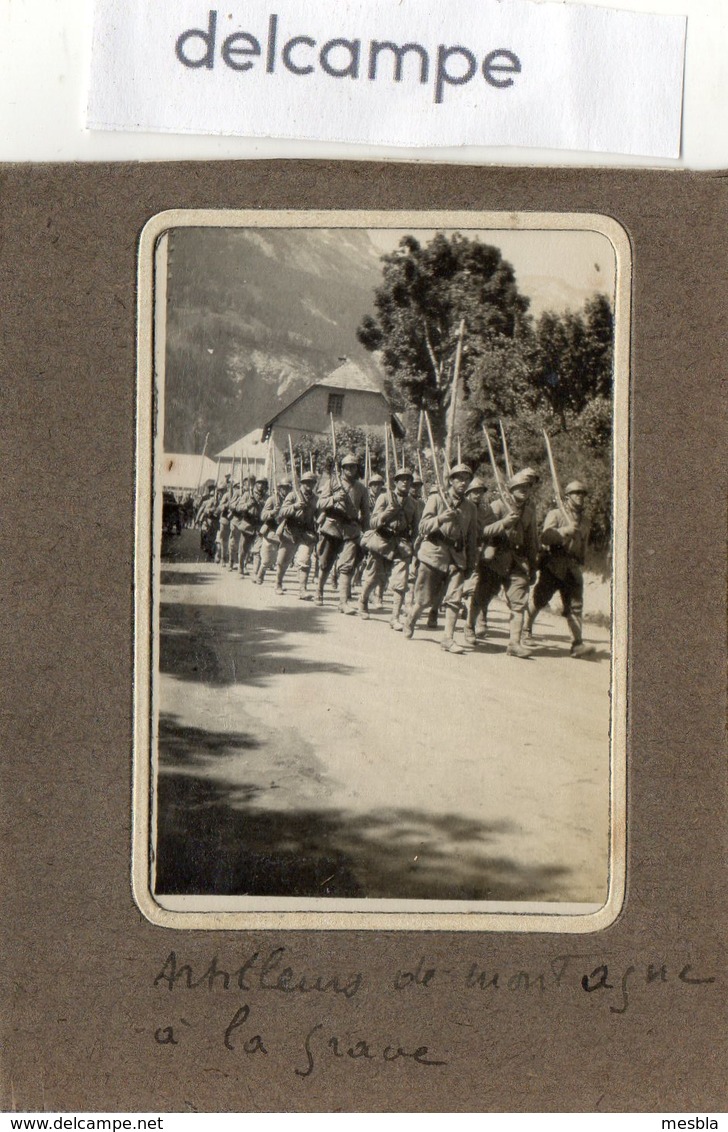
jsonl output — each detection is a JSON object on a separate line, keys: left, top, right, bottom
{"left": 272, "top": 385, "right": 390, "bottom": 436}
{"left": 265, "top": 385, "right": 393, "bottom": 478}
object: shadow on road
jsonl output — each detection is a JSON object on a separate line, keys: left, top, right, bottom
{"left": 160, "top": 568, "right": 219, "bottom": 588}
{"left": 159, "top": 600, "right": 360, "bottom": 688}
{"left": 153, "top": 715, "right": 575, "bottom": 903}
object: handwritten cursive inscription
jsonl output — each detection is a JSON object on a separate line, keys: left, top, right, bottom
{"left": 294, "top": 1023, "right": 448, "bottom": 1079}
{"left": 154, "top": 947, "right": 363, "bottom": 1000}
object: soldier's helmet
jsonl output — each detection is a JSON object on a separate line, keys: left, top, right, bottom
{"left": 369, "top": 473, "right": 384, "bottom": 486}
{"left": 255, "top": 477, "right": 269, "bottom": 488}
{"left": 565, "top": 480, "right": 589, "bottom": 495}
{"left": 412, "top": 474, "right": 423, "bottom": 486}
{"left": 394, "top": 467, "right": 413, "bottom": 480}
{"left": 278, "top": 478, "right": 292, "bottom": 489}
{"left": 507, "top": 469, "right": 535, "bottom": 491}
{"left": 448, "top": 463, "right": 472, "bottom": 480}
{"left": 340, "top": 452, "right": 359, "bottom": 467}
{"left": 519, "top": 466, "right": 541, "bottom": 484}
{"left": 300, "top": 471, "right": 317, "bottom": 485}
{"left": 465, "top": 476, "right": 487, "bottom": 495}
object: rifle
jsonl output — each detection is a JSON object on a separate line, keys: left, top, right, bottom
{"left": 417, "top": 449, "right": 427, "bottom": 495}
{"left": 384, "top": 423, "right": 395, "bottom": 505}
{"left": 195, "top": 431, "right": 210, "bottom": 493}
{"left": 329, "top": 413, "right": 341, "bottom": 490}
{"left": 482, "top": 425, "right": 514, "bottom": 511}
{"left": 364, "top": 435, "right": 371, "bottom": 487}
{"left": 499, "top": 419, "right": 513, "bottom": 481}
{"left": 444, "top": 317, "right": 465, "bottom": 464}
{"left": 269, "top": 440, "right": 277, "bottom": 494}
{"left": 457, "top": 436, "right": 462, "bottom": 465}
{"left": 424, "top": 411, "right": 448, "bottom": 504}
{"left": 214, "top": 456, "right": 221, "bottom": 489}
{"left": 288, "top": 434, "right": 302, "bottom": 504}
{"left": 542, "top": 430, "right": 569, "bottom": 519}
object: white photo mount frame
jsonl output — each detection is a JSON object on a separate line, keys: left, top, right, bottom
{"left": 134, "top": 208, "right": 630, "bottom": 932}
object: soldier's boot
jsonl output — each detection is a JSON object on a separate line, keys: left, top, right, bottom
{"left": 441, "top": 608, "right": 466, "bottom": 654}
{"left": 298, "top": 569, "right": 312, "bottom": 601}
{"left": 358, "top": 576, "right": 377, "bottom": 619}
{"left": 475, "top": 612, "right": 487, "bottom": 638}
{"left": 389, "top": 592, "right": 405, "bottom": 630}
{"left": 253, "top": 566, "right": 266, "bottom": 586}
{"left": 370, "top": 585, "right": 385, "bottom": 613}
{"left": 463, "top": 596, "right": 478, "bottom": 646}
{"left": 566, "top": 614, "right": 595, "bottom": 658}
{"left": 506, "top": 612, "right": 532, "bottom": 659}
{"left": 316, "top": 568, "right": 329, "bottom": 606}
{"left": 403, "top": 602, "right": 423, "bottom": 640}
{"left": 275, "top": 565, "right": 286, "bottom": 595}
{"left": 521, "top": 598, "right": 539, "bottom": 647}
{"left": 338, "top": 572, "right": 357, "bottom": 615}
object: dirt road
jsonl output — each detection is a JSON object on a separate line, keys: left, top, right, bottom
{"left": 155, "top": 530, "right": 611, "bottom": 905}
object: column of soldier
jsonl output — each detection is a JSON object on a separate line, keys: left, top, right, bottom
{"left": 194, "top": 425, "right": 594, "bottom": 659}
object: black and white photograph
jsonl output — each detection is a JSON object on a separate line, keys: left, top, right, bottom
{"left": 135, "top": 209, "right": 629, "bottom": 931}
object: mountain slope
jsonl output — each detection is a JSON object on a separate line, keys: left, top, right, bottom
{"left": 163, "top": 227, "right": 387, "bottom": 453}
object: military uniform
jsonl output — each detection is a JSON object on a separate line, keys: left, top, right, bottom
{"left": 525, "top": 481, "right": 593, "bottom": 656}
{"left": 316, "top": 456, "right": 370, "bottom": 612}
{"left": 480, "top": 478, "right": 540, "bottom": 657}
{"left": 253, "top": 483, "right": 291, "bottom": 584}
{"left": 230, "top": 482, "right": 267, "bottom": 575}
{"left": 216, "top": 477, "right": 233, "bottom": 566}
{"left": 195, "top": 486, "right": 218, "bottom": 560}
{"left": 358, "top": 476, "right": 417, "bottom": 627}
{"left": 404, "top": 465, "right": 478, "bottom": 653}
{"left": 275, "top": 474, "right": 319, "bottom": 598}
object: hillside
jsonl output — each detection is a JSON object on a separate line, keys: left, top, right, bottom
{"left": 163, "top": 227, "right": 387, "bottom": 453}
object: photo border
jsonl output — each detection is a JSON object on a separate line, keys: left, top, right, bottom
{"left": 134, "top": 207, "right": 631, "bottom": 933}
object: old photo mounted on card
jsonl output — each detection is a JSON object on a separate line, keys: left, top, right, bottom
{"left": 134, "top": 208, "right": 629, "bottom": 932}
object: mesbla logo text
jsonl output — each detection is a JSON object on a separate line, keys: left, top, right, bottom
{"left": 174, "top": 10, "right": 522, "bottom": 104}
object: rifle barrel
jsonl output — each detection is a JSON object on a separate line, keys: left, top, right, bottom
{"left": 482, "top": 425, "right": 509, "bottom": 508}
{"left": 424, "top": 412, "right": 447, "bottom": 503}
{"left": 499, "top": 419, "right": 513, "bottom": 482}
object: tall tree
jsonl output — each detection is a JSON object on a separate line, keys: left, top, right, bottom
{"left": 357, "top": 233, "right": 530, "bottom": 437}
{"left": 530, "top": 293, "right": 614, "bottom": 426}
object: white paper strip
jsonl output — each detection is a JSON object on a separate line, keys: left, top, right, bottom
{"left": 87, "top": 0, "right": 686, "bottom": 158}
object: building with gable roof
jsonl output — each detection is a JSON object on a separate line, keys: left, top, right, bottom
{"left": 213, "top": 359, "right": 404, "bottom": 482}
{"left": 261, "top": 356, "right": 403, "bottom": 452}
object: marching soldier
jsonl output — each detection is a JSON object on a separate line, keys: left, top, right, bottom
{"left": 403, "top": 464, "right": 478, "bottom": 654}
{"left": 275, "top": 471, "right": 319, "bottom": 598}
{"left": 368, "top": 473, "right": 385, "bottom": 512}
{"left": 194, "top": 481, "right": 218, "bottom": 560}
{"left": 233, "top": 477, "right": 268, "bottom": 577}
{"left": 216, "top": 475, "right": 233, "bottom": 567}
{"left": 227, "top": 478, "right": 246, "bottom": 572}
{"left": 480, "top": 470, "right": 540, "bottom": 658}
{"left": 410, "top": 474, "right": 426, "bottom": 525}
{"left": 316, "top": 453, "right": 370, "bottom": 613}
{"left": 524, "top": 480, "right": 594, "bottom": 657}
{"left": 460, "top": 476, "right": 489, "bottom": 646}
{"left": 358, "top": 467, "right": 417, "bottom": 628}
{"left": 253, "top": 478, "right": 292, "bottom": 585}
